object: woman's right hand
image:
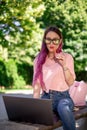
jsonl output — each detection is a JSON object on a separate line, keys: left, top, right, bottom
{"left": 55, "top": 52, "right": 66, "bottom": 68}
{"left": 33, "top": 83, "right": 41, "bottom": 98}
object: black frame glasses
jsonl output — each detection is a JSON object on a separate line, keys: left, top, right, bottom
{"left": 44, "top": 38, "right": 60, "bottom": 45}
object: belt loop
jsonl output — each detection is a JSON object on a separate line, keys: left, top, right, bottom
{"left": 49, "top": 90, "right": 53, "bottom": 99}
{"left": 50, "top": 93, "right": 53, "bottom": 99}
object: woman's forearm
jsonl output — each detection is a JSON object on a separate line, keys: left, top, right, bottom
{"left": 63, "top": 67, "right": 75, "bottom": 86}
{"left": 33, "top": 83, "right": 41, "bottom": 98}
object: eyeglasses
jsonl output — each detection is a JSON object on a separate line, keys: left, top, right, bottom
{"left": 44, "top": 38, "right": 60, "bottom": 45}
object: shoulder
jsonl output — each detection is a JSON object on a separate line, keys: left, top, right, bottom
{"left": 63, "top": 52, "right": 73, "bottom": 59}
{"left": 63, "top": 52, "right": 74, "bottom": 62}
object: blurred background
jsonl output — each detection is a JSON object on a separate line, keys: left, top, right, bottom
{"left": 0, "top": 0, "right": 87, "bottom": 91}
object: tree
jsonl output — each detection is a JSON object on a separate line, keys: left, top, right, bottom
{"left": 0, "top": 0, "right": 45, "bottom": 64}
{"left": 0, "top": 0, "right": 45, "bottom": 87}
{"left": 41, "top": 0, "right": 87, "bottom": 72}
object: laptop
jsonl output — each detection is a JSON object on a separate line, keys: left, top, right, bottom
{"left": 3, "top": 95, "right": 54, "bottom": 125}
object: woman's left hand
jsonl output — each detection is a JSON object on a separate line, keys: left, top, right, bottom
{"left": 55, "top": 52, "right": 66, "bottom": 67}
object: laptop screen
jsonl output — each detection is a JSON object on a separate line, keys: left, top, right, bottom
{"left": 3, "top": 95, "right": 54, "bottom": 125}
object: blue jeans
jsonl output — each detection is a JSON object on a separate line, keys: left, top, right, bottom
{"left": 41, "top": 90, "right": 76, "bottom": 130}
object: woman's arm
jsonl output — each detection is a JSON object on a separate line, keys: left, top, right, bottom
{"left": 33, "top": 82, "right": 41, "bottom": 98}
{"left": 55, "top": 52, "right": 76, "bottom": 86}
{"left": 63, "top": 66, "right": 75, "bottom": 86}
{"left": 33, "top": 56, "right": 41, "bottom": 98}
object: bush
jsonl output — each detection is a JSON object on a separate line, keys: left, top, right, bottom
{"left": 0, "top": 58, "right": 33, "bottom": 89}
{"left": 0, "top": 59, "right": 10, "bottom": 87}
{"left": 16, "top": 62, "right": 33, "bottom": 85}
{"left": 5, "top": 59, "right": 26, "bottom": 89}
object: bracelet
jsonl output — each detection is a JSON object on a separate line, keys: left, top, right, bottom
{"left": 63, "top": 67, "right": 68, "bottom": 71}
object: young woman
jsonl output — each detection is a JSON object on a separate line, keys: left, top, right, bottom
{"left": 32, "top": 26, "right": 76, "bottom": 130}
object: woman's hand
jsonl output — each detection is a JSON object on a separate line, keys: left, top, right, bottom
{"left": 33, "top": 82, "right": 41, "bottom": 98}
{"left": 55, "top": 52, "right": 66, "bottom": 67}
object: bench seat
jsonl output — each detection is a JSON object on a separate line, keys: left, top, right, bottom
{"left": 20, "top": 106, "right": 87, "bottom": 130}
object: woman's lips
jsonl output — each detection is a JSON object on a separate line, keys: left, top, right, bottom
{"left": 49, "top": 46, "right": 54, "bottom": 49}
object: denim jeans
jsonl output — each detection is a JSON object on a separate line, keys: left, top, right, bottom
{"left": 41, "top": 90, "right": 76, "bottom": 130}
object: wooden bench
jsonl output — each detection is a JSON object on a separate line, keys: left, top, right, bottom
{"left": 22, "top": 106, "right": 87, "bottom": 130}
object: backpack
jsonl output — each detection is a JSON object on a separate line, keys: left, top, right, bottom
{"left": 69, "top": 81, "right": 87, "bottom": 106}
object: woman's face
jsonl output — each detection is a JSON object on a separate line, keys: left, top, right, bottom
{"left": 45, "top": 31, "right": 61, "bottom": 53}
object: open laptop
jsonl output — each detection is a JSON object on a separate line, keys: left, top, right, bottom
{"left": 3, "top": 95, "right": 54, "bottom": 125}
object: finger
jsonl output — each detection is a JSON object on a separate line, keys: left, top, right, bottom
{"left": 56, "top": 57, "right": 63, "bottom": 61}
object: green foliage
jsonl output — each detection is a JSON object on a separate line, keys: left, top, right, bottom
{"left": 0, "top": 58, "right": 10, "bottom": 87}
{"left": 16, "top": 62, "right": 33, "bottom": 85}
{"left": 0, "top": 58, "right": 33, "bottom": 89}
{"left": 0, "top": 0, "right": 45, "bottom": 88}
{"left": 5, "top": 59, "right": 26, "bottom": 88}
{"left": 0, "top": 0, "right": 44, "bottom": 64}
{"left": 41, "top": 0, "right": 87, "bottom": 72}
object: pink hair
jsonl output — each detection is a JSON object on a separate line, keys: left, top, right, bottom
{"left": 32, "top": 26, "right": 63, "bottom": 88}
